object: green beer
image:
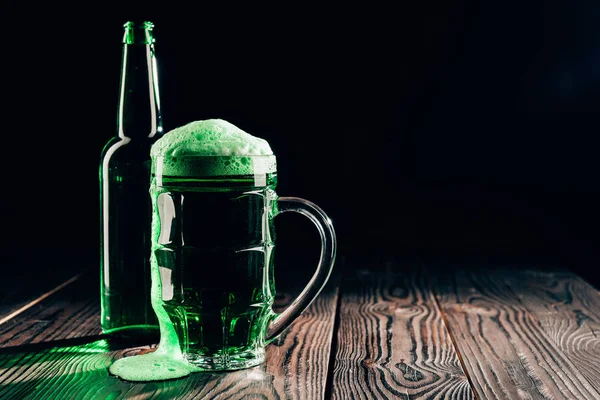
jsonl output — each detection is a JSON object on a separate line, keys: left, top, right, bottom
{"left": 109, "top": 119, "right": 336, "bottom": 379}
{"left": 151, "top": 156, "right": 278, "bottom": 369}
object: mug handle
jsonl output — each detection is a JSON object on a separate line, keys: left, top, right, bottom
{"left": 266, "top": 196, "right": 337, "bottom": 342}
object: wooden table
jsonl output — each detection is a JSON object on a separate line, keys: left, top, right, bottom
{"left": 1, "top": 256, "right": 599, "bottom": 399}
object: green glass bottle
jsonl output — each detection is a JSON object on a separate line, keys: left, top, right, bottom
{"left": 99, "top": 21, "right": 162, "bottom": 338}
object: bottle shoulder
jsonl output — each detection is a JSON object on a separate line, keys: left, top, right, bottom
{"left": 100, "top": 136, "right": 160, "bottom": 164}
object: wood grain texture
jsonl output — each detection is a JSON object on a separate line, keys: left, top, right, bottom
{"left": 4, "top": 256, "right": 600, "bottom": 400}
{"left": 431, "top": 265, "right": 600, "bottom": 400}
{"left": 498, "top": 266, "right": 600, "bottom": 394}
{"left": 0, "top": 268, "right": 339, "bottom": 400}
{"left": 0, "top": 249, "right": 93, "bottom": 322}
{"left": 331, "top": 258, "right": 474, "bottom": 400}
{"left": 0, "top": 272, "right": 101, "bottom": 347}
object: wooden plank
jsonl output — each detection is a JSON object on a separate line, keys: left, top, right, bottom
{"left": 0, "top": 265, "right": 340, "bottom": 400}
{"left": 0, "top": 248, "right": 93, "bottom": 323}
{"left": 0, "top": 272, "right": 101, "bottom": 347}
{"left": 431, "top": 264, "right": 600, "bottom": 400}
{"left": 498, "top": 266, "right": 600, "bottom": 394}
{"left": 331, "top": 258, "right": 475, "bottom": 400}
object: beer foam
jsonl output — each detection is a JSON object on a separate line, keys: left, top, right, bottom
{"left": 109, "top": 351, "right": 193, "bottom": 381}
{"left": 151, "top": 119, "right": 276, "bottom": 176}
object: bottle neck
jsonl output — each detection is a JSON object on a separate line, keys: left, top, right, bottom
{"left": 117, "top": 23, "right": 163, "bottom": 140}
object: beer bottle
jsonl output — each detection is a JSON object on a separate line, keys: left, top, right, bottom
{"left": 99, "top": 21, "right": 162, "bottom": 338}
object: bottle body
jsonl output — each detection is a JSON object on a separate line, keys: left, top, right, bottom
{"left": 100, "top": 140, "right": 158, "bottom": 335}
{"left": 100, "top": 21, "right": 162, "bottom": 337}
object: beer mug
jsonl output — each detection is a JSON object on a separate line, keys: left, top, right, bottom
{"left": 149, "top": 153, "right": 336, "bottom": 371}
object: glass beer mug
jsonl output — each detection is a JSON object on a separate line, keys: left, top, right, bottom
{"left": 149, "top": 153, "right": 336, "bottom": 371}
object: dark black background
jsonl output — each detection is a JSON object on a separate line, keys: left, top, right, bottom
{"left": 3, "top": 3, "right": 600, "bottom": 286}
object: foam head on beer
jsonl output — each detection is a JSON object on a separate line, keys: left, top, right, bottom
{"left": 151, "top": 119, "right": 276, "bottom": 177}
